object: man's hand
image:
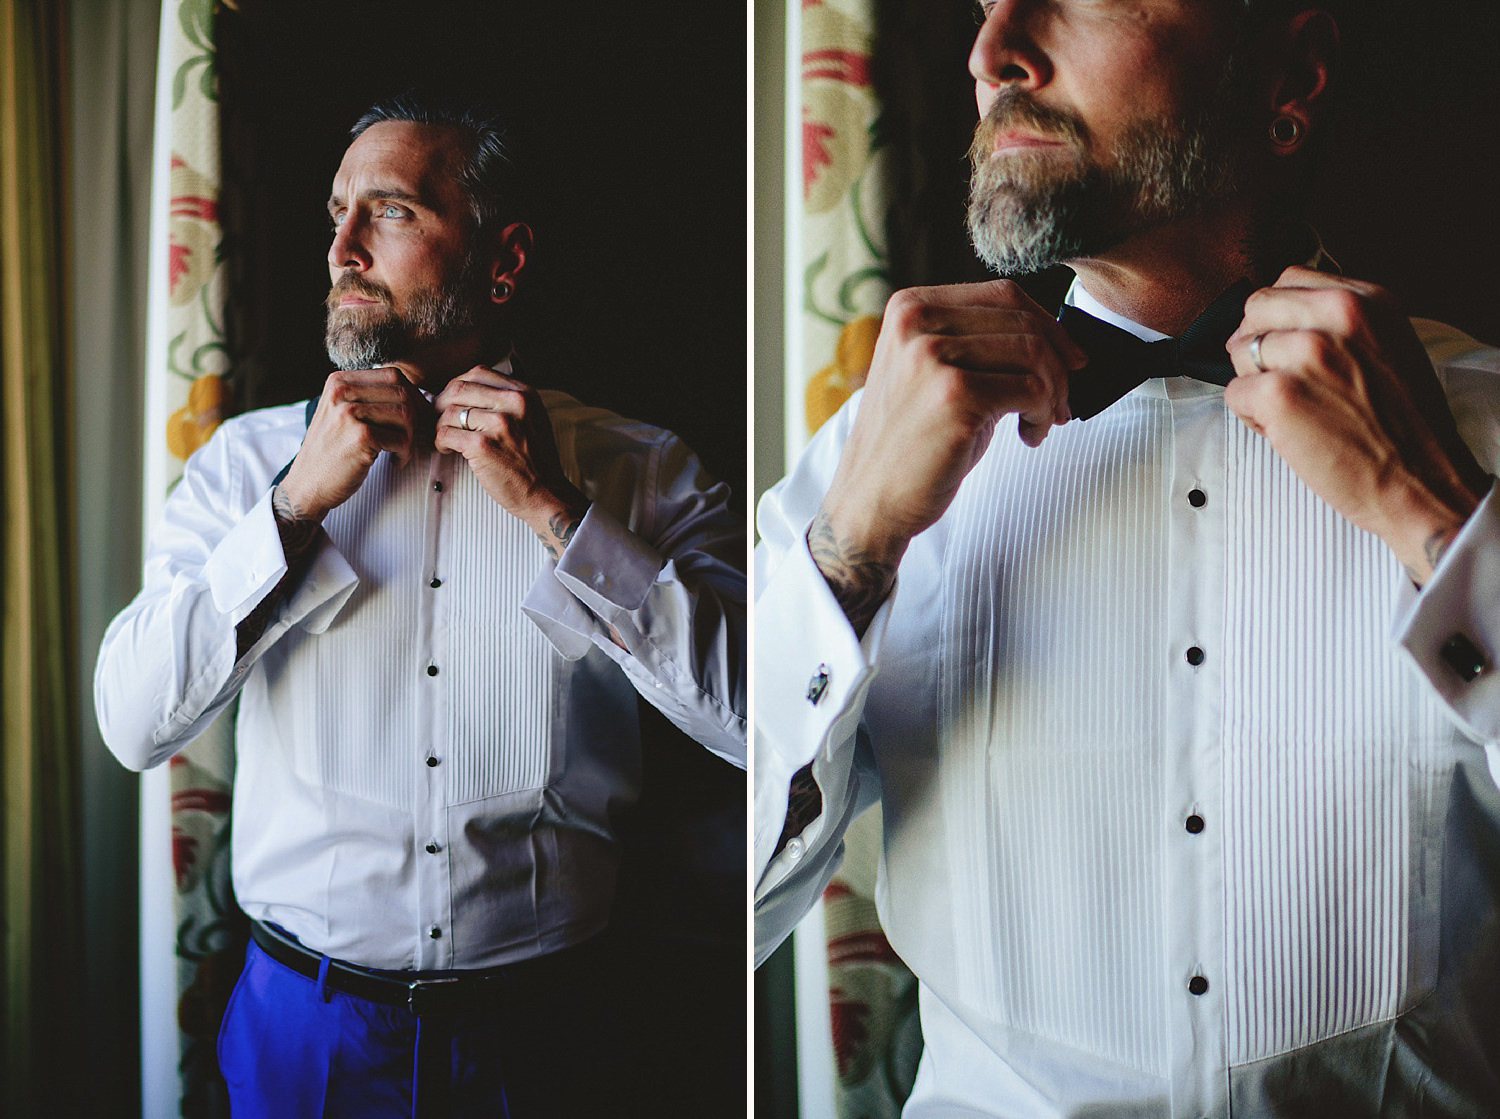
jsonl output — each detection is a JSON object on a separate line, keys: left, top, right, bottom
{"left": 813, "top": 280, "right": 1083, "bottom": 632}
{"left": 433, "top": 366, "right": 590, "bottom": 558}
{"left": 280, "top": 367, "right": 431, "bottom": 520}
{"left": 1225, "top": 267, "right": 1490, "bottom": 585}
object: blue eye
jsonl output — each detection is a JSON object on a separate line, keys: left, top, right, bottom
{"left": 382, "top": 205, "right": 405, "bottom": 218}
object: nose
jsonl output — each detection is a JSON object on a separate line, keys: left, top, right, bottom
{"left": 969, "top": 1, "right": 1051, "bottom": 106}
{"left": 327, "top": 212, "right": 371, "bottom": 273}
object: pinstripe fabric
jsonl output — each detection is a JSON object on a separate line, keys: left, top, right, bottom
{"left": 756, "top": 302, "right": 1500, "bottom": 1116}
{"left": 100, "top": 387, "right": 746, "bottom": 976}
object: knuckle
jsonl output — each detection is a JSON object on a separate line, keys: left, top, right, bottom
{"left": 988, "top": 278, "right": 1021, "bottom": 302}
{"left": 1264, "top": 373, "right": 1306, "bottom": 412}
{"left": 884, "top": 289, "right": 925, "bottom": 334}
{"left": 932, "top": 368, "right": 971, "bottom": 412}
{"left": 1321, "top": 289, "right": 1363, "bottom": 334}
{"left": 912, "top": 333, "right": 950, "bottom": 368}
{"left": 1301, "top": 331, "right": 1339, "bottom": 369}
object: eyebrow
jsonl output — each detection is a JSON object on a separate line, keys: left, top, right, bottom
{"left": 327, "top": 187, "right": 426, "bottom": 213}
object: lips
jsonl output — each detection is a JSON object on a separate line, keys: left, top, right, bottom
{"left": 327, "top": 274, "right": 391, "bottom": 312}
{"left": 990, "top": 131, "right": 1065, "bottom": 156}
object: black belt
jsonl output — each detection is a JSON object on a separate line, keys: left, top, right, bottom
{"left": 249, "top": 920, "right": 601, "bottom": 1017}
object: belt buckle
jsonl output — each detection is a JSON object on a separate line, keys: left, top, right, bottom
{"left": 406, "top": 976, "right": 460, "bottom": 1017}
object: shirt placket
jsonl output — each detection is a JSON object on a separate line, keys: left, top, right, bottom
{"left": 413, "top": 452, "right": 455, "bottom": 969}
{"left": 1162, "top": 392, "right": 1230, "bottom": 1117}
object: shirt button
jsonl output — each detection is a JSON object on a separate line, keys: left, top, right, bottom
{"left": 430, "top": 577, "right": 442, "bottom": 588}
{"left": 1185, "top": 814, "right": 1205, "bottom": 834}
{"left": 1188, "top": 975, "right": 1209, "bottom": 996}
{"left": 426, "top": 665, "right": 439, "bottom": 677}
{"left": 785, "top": 837, "right": 805, "bottom": 862}
{"left": 432, "top": 480, "right": 443, "bottom": 492}
{"left": 425, "top": 841, "right": 441, "bottom": 854}
{"left": 429, "top": 926, "right": 442, "bottom": 939}
{"left": 1188, "top": 488, "right": 1206, "bottom": 508}
{"left": 426, "top": 756, "right": 440, "bottom": 768}
{"left": 1186, "top": 646, "right": 1205, "bottom": 667}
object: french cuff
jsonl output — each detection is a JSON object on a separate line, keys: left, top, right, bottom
{"left": 521, "top": 504, "right": 664, "bottom": 659}
{"left": 1393, "top": 482, "right": 1500, "bottom": 744}
{"left": 282, "top": 541, "right": 359, "bottom": 633}
{"left": 751, "top": 535, "right": 893, "bottom": 877}
{"left": 755, "top": 532, "right": 894, "bottom": 770}
{"left": 554, "top": 503, "right": 663, "bottom": 613}
{"left": 202, "top": 490, "right": 358, "bottom": 631}
{"left": 204, "top": 491, "right": 290, "bottom": 624}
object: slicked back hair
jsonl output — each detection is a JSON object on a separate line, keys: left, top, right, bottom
{"left": 350, "top": 91, "right": 526, "bottom": 238}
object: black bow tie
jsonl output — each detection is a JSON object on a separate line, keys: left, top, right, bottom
{"left": 1057, "top": 279, "right": 1253, "bottom": 421}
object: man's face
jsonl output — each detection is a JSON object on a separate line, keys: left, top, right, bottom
{"left": 965, "top": 0, "right": 1253, "bottom": 275}
{"left": 324, "top": 121, "right": 486, "bottom": 371}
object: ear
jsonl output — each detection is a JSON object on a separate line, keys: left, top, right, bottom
{"left": 488, "top": 221, "right": 533, "bottom": 303}
{"left": 1265, "top": 10, "right": 1339, "bottom": 155}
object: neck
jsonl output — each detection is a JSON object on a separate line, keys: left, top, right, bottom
{"left": 388, "top": 330, "right": 498, "bottom": 392}
{"left": 1066, "top": 204, "right": 1274, "bottom": 336}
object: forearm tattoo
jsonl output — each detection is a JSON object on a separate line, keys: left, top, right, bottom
{"left": 1405, "top": 526, "right": 1458, "bottom": 588}
{"left": 234, "top": 486, "right": 325, "bottom": 660}
{"left": 537, "top": 506, "right": 587, "bottom": 561}
{"left": 807, "top": 509, "right": 898, "bottom": 637}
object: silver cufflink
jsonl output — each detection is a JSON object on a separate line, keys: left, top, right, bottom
{"left": 805, "top": 664, "right": 830, "bottom": 705}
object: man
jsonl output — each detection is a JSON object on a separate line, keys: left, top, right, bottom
{"left": 756, "top": 3, "right": 1499, "bottom": 1116}
{"left": 97, "top": 94, "right": 745, "bottom": 1117}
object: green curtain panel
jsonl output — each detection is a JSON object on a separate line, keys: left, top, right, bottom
{"left": 0, "top": 1, "right": 86, "bottom": 1116}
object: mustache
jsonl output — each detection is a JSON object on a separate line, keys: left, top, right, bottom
{"left": 969, "top": 90, "right": 1088, "bottom": 165}
{"left": 327, "top": 272, "right": 392, "bottom": 309}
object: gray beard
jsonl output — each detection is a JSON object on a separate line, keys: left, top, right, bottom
{"left": 966, "top": 100, "right": 1244, "bottom": 277}
{"left": 325, "top": 255, "right": 483, "bottom": 371}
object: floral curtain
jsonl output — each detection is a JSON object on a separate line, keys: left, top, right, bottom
{"left": 144, "top": 0, "right": 239, "bottom": 1115}
{"left": 796, "top": 1, "right": 922, "bottom": 1115}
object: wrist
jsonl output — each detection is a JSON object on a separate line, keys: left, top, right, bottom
{"left": 1380, "top": 480, "right": 1477, "bottom": 587}
{"left": 521, "top": 483, "right": 587, "bottom": 536}
{"left": 524, "top": 484, "right": 591, "bottom": 560}
{"left": 817, "top": 486, "right": 913, "bottom": 574}
{"left": 273, "top": 477, "right": 329, "bottom": 526}
{"left": 806, "top": 506, "right": 902, "bottom": 636}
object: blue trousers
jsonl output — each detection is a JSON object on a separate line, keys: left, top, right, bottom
{"left": 218, "top": 938, "right": 622, "bottom": 1118}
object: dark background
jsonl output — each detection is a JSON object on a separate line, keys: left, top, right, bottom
{"left": 869, "top": 0, "right": 1500, "bottom": 339}
{"left": 215, "top": 4, "right": 746, "bottom": 1114}
{"left": 218, "top": 0, "right": 746, "bottom": 502}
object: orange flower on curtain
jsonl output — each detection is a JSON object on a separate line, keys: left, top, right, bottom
{"left": 146, "top": 2, "right": 241, "bottom": 1116}
{"left": 796, "top": 5, "right": 922, "bottom": 1118}
{"left": 798, "top": 0, "right": 891, "bottom": 443}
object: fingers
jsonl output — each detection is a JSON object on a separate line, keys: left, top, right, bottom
{"left": 1228, "top": 271, "right": 1396, "bottom": 359}
{"left": 879, "top": 287, "right": 1078, "bottom": 441}
{"left": 317, "top": 367, "right": 426, "bottom": 463}
{"left": 433, "top": 365, "right": 535, "bottom": 435}
{"left": 883, "top": 284, "right": 1087, "bottom": 372}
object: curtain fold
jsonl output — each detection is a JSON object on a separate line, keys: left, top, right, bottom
{"left": 794, "top": 2, "right": 921, "bottom": 1116}
{"left": 141, "top": 0, "right": 238, "bottom": 1114}
{"left": 0, "top": 1, "right": 86, "bottom": 1116}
